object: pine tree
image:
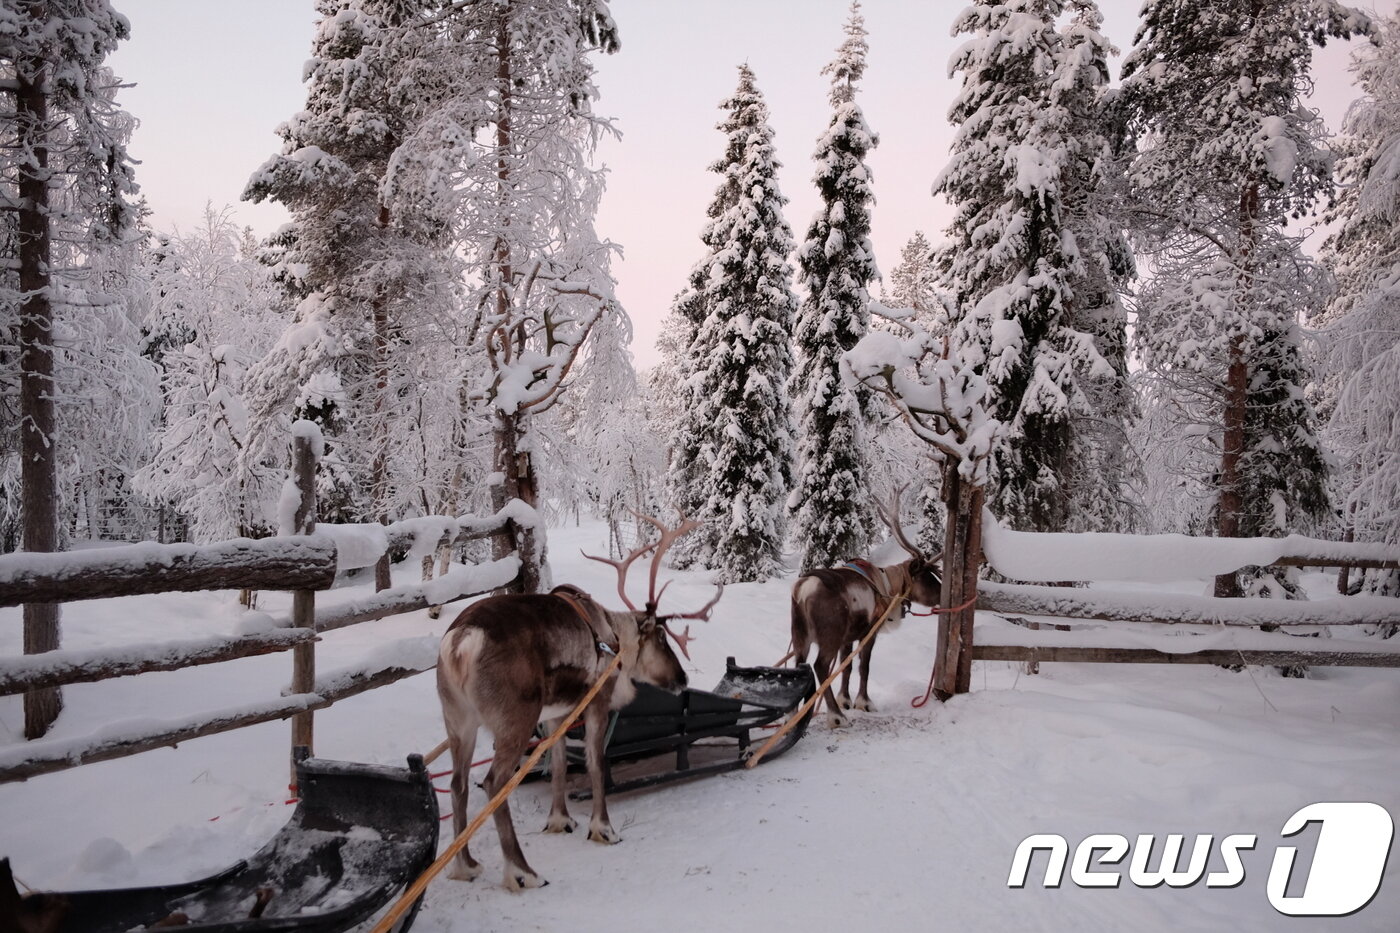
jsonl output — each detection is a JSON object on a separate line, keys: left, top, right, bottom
{"left": 886, "top": 231, "right": 938, "bottom": 320}
{"left": 668, "top": 66, "right": 798, "bottom": 583}
{"left": 1, "top": 0, "right": 139, "bottom": 737}
{"left": 243, "top": 0, "right": 451, "bottom": 566}
{"left": 790, "top": 1, "right": 880, "bottom": 573}
{"left": 1055, "top": 0, "right": 1140, "bottom": 532}
{"left": 1120, "top": 0, "right": 1368, "bottom": 596}
{"left": 1319, "top": 12, "right": 1400, "bottom": 594}
{"left": 934, "top": 0, "right": 1111, "bottom": 534}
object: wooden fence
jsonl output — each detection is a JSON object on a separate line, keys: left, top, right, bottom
{"left": 953, "top": 545, "right": 1400, "bottom": 683}
{"left": 0, "top": 435, "right": 520, "bottom": 785}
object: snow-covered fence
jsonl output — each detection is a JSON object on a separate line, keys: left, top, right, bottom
{"left": 0, "top": 537, "right": 338, "bottom": 608}
{"left": 966, "top": 517, "right": 1400, "bottom": 673}
{"left": 0, "top": 429, "right": 525, "bottom": 785}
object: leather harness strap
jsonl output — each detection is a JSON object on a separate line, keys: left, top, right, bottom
{"left": 554, "top": 590, "right": 620, "bottom": 657}
{"left": 841, "top": 558, "right": 909, "bottom": 617}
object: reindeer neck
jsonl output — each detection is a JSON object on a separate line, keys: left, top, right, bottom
{"left": 554, "top": 590, "right": 621, "bottom": 657}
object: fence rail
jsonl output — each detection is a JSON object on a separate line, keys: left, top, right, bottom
{"left": 0, "top": 537, "right": 339, "bottom": 608}
{"left": 0, "top": 428, "right": 524, "bottom": 785}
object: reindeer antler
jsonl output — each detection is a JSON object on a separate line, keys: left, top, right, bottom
{"left": 875, "top": 485, "right": 924, "bottom": 561}
{"left": 586, "top": 514, "right": 723, "bottom": 660}
{"left": 631, "top": 510, "right": 701, "bottom": 610}
{"left": 581, "top": 539, "right": 658, "bottom": 612}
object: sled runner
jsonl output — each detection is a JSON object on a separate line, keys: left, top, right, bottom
{"left": 536, "top": 657, "right": 818, "bottom": 798}
{"left": 31, "top": 750, "right": 437, "bottom": 933}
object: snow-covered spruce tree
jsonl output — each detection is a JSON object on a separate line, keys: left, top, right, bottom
{"left": 886, "top": 231, "right": 939, "bottom": 320}
{"left": 790, "top": 1, "right": 880, "bottom": 573}
{"left": 667, "top": 66, "right": 798, "bottom": 583}
{"left": 399, "top": 0, "right": 622, "bottom": 593}
{"left": 1319, "top": 12, "right": 1400, "bottom": 596}
{"left": 243, "top": 0, "right": 454, "bottom": 583}
{"left": 934, "top": 0, "right": 1112, "bottom": 535}
{"left": 1120, "top": 0, "right": 1367, "bottom": 597}
{"left": 1055, "top": 0, "right": 1140, "bottom": 533}
{"left": 1, "top": 0, "right": 139, "bottom": 737}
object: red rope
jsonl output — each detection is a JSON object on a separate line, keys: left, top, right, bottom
{"left": 910, "top": 592, "right": 980, "bottom": 709}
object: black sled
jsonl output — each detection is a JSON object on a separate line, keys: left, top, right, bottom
{"left": 535, "top": 657, "right": 817, "bottom": 798}
{"left": 9, "top": 750, "right": 437, "bottom": 933}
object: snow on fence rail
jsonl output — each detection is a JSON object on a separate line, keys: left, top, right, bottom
{"left": 980, "top": 513, "right": 1400, "bottom": 584}
{"left": 0, "top": 429, "right": 526, "bottom": 784}
{"left": 0, "top": 537, "right": 339, "bottom": 608}
{"left": 962, "top": 517, "right": 1400, "bottom": 677}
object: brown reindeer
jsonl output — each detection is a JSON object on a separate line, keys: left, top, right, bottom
{"left": 790, "top": 488, "right": 942, "bottom": 727}
{"left": 436, "top": 515, "right": 719, "bottom": 891}
{"left": 0, "top": 861, "right": 67, "bottom": 933}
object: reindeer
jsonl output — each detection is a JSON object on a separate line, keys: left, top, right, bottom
{"left": 436, "top": 515, "right": 720, "bottom": 891}
{"left": 0, "top": 860, "right": 67, "bottom": 933}
{"left": 790, "top": 488, "right": 942, "bottom": 727}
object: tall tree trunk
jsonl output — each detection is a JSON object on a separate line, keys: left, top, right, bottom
{"left": 487, "top": 4, "right": 542, "bottom": 594}
{"left": 934, "top": 462, "right": 985, "bottom": 699}
{"left": 1214, "top": 180, "right": 1259, "bottom": 599}
{"left": 16, "top": 34, "right": 63, "bottom": 738}
{"left": 371, "top": 205, "right": 393, "bottom": 593}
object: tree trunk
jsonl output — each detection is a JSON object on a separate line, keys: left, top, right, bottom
{"left": 1214, "top": 179, "right": 1260, "bottom": 599}
{"left": 17, "top": 36, "right": 62, "bottom": 739}
{"left": 933, "top": 464, "right": 984, "bottom": 699}
{"left": 372, "top": 204, "right": 393, "bottom": 593}
{"left": 486, "top": 7, "right": 543, "bottom": 595}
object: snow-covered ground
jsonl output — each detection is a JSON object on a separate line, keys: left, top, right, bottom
{"left": 2, "top": 521, "right": 1398, "bottom": 931}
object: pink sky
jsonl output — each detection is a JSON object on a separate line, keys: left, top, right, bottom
{"left": 109, "top": 0, "right": 1386, "bottom": 368}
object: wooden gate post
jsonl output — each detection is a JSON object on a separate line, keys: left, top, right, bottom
{"left": 289, "top": 430, "right": 318, "bottom": 786}
{"left": 933, "top": 465, "right": 984, "bottom": 700}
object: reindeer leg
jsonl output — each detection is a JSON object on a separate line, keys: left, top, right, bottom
{"left": 583, "top": 699, "right": 620, "bottom": 844}
{"left": 814, "top": 649, "right": 848, "bottom": 729}
{"left": 543, "top": 717, "right": 577, "bottom": 834}
{"left": 443, "top": 724, "right": 483, "bottom": 882}
{"left": 854, "top": 637, "right": 878, "bottom": 712}
{"left": 837, "top": 643, "right": 855, "bottom": 710}
{"left": 483, "top": 729, "right": 547, "bottom": 891}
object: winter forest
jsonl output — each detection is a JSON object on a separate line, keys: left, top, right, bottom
{"left": 5, "top": 0, "right": 1400, "bottom": 928}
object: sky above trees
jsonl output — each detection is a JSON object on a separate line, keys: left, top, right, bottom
{"left": 108, "top": 0, "right": 1378, "bottom": 366}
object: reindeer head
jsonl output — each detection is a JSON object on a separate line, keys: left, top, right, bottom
{"left": 875, "top": 486, "right": 943, "bottom": 607}
{"left": 584, "top": 513, "right": 723, "bottom": 693}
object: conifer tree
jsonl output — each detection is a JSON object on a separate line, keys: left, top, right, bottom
{"left": 1056, "top": 0, "right": 1140, "bottom": 532}
{"left": 667, "top": 66, "right": 798, "bottom": 582}
{"left": 1120, "top": 0, "right": 1368, "bottom": 596}
{"left": 790, "top": 1, "right": 880, "bottom": 572}
{"left": 1, "top": 0, "right": 139, "bottom": 737}
{"left": 1319, "top": 13, "right": 1400, "bottom": 594}
{"left": 934, "top": 0, "right": 1111, "bottom": 534}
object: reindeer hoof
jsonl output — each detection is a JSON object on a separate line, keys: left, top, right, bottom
{"left": 588, "top": 824, "right": 621, "bottom": 845}
{"left": 446, "top": 857, "right": 483, "bottom": 882}
{"left": 854, "top": 698, "right": 876, "bottom": 712}
{"left": 837, "top": 694, "right": 852, "bottom": 710}
{"left": 827, "top": 712, "right": 850, "bottom": 729}
{"left": 505, "top": 868, "right": 547, "bottom": 891}
{"left": 544, "top": 813, "right": 577, "bottom": 834}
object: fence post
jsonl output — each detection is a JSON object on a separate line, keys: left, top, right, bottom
{"left": 290, "top": 430, "right": 318, "bottom": 789}
{"left": 933, "top": 468, "right": 985, "bottom": 699}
